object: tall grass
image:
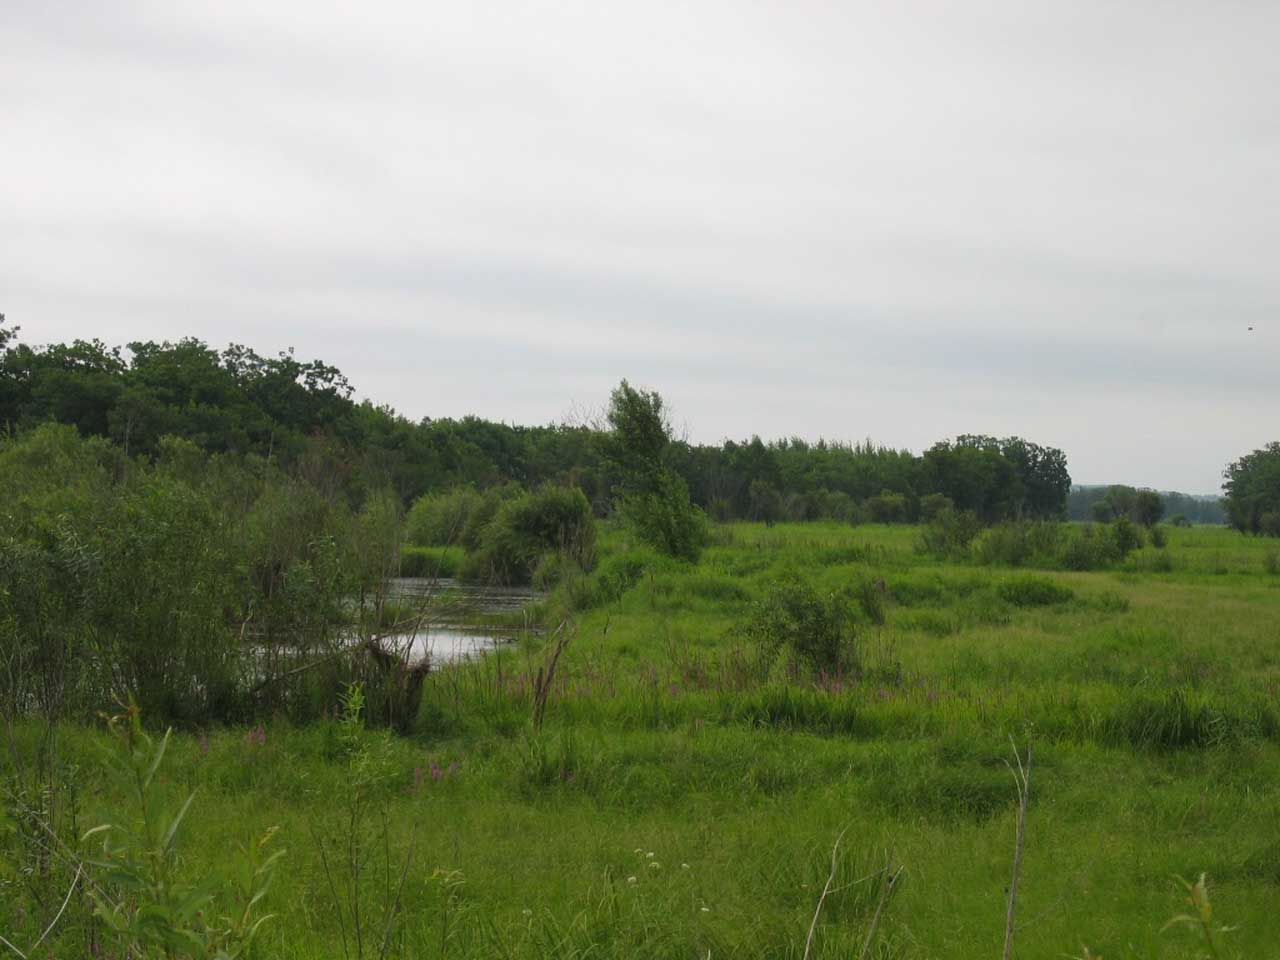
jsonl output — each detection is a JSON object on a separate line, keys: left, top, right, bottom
{"left": 6, "top": 519, "right": 1280, "bottom": 956}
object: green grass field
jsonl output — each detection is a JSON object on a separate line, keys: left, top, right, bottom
{"left": 5, "top": 523, "right": 1280, "bottom": 958}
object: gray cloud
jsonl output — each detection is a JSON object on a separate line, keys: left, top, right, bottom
{"left": 5, "top": 0, "right": 1279, "bottom": 492}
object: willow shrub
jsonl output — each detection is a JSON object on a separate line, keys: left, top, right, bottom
{"left": 738, "top": 573, "right": 860, "bottom": 676}
{"left": 617, "top": 470, "right": 708, "bottom": 563}
{"left": 405, "top": 487, "right": 483, "bottom": 547}
{"left": 464, "top": 485, "right": 597, "bottom": 585}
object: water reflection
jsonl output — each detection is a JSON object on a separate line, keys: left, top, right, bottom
{"left": 380, "top": 577, "right": 539, "bottom": 664}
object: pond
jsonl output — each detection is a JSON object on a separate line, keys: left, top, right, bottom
{"left": 379, "top": 577, "right": 540, "bottom": 664}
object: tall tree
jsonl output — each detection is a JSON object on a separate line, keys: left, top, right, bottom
{"left": 604, "top": 380, "right": 707, "bottom": 560}
{"left": 1223, "top": 442, "right": 1280, "bottom": 536}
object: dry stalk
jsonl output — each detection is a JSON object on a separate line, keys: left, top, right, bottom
{"left": 531, "top": 619, "right": 572, "bottom": 730}
{"left": 0, "top": 863, "right": 83, "bottom": 960}
{"left": 376, "top": 820, "right": 419, "bottom": 960}
{"left": 857, "top": 859, "right": 902, "bottom": 960}
{"left": 1002, "top": 739, "right": 1032, "bottom": 960}
{"left": 802, "top": 825, "right": 851, "bottom": 960}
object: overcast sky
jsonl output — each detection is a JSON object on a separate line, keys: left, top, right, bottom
{"left": 4, "top": 1, "right": 1278, "bottom": 492}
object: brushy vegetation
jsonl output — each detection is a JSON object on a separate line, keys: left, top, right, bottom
{"left": 738, "top": 573, "right": 861, "bottom": 675}
{"left": 463, "top": 484, "right": 597, "bottom": 585}
{"left": 6, "top": 519, "right": 1280, "bottom": 958}
{"left": 1, "top": 322, "right": 1083, "bottom": 528}
{"left": 3, "top": 333, "right": 1279, "bottom": 958}
{"left": 919, "top": 515, "right": 1155, "bottom": 571}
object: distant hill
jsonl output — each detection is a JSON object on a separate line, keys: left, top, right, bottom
{"left": 1067, "top": 484, "right": 1225, "bottom": 525}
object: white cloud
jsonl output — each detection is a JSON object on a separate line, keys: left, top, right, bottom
{"left": 4, "top": 0, "right": 1278, "bottom": 491}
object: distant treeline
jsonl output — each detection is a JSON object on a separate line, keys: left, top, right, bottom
{"left": 1066, "top": 485, "right": 1225, "bottom": 526}
{"left": 1, "top": 320, "right": 1071, "bottom": 521}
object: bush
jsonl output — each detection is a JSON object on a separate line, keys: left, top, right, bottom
{"left": 973, "top": 520, "right": 1143, "bottom": 572}
{"left": 404, "top": 487, "right": 482, "bottom": 546}
{"left": 84, "top": 713, "right": 283, "bottom": 958}
{"left": 1149, "top": 524, "right": 1168, "bottom": 549}
{"left": 465, "top": 485, "right": 596, "bottom": 584}
{"left": 996, "top": 575, "right": 1074, "bottom": 607}
{"left": 1111, "top": 517, "right": 1144, "bottom": 555}
{"left": 563, "top": 547, "right": 675, "bottom": 609}
{"left": 853, "top": 576, "right": 887, "bottom": 625}
{"left": 1058, "top": 526, "right": 1119, "bottom": 571}
{"left": 919, "top": 493, "right": 954, "bottom": 521}
{"left": 919, "top": 507, "right": 982, "bottom": 558}
{"left": 1133, "top": 549, "right": 1175, "bottom": 573}
{"left": 399, "top": 545, "right": 463, "bottom": 578}
{"left": 405, "top": 484, "right": 525, "bottom": 549}
{"left": 864, "top": 490, "right": 908, "bottom": 524}
{"left": 459, "top": 483, "right": 524, "bottom": 549}
{"left": 974, "top": 520, "right": 1063, "bottom": 567}
{"left": 739, "top": 573, "right": 859, "bottom": 674}
{"left": 618, "top": 471, "right": 708, "bottom": 563}
{"left": 812, "top": 489, "right": 855, "bottom": 522}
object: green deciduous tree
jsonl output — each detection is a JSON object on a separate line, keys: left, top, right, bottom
{"left": 605, "top": 380, "right": 707, "bottom": 561}
{"left": 1133, "top": 489, "right": 1165, "bottom": 528}
{"left": 748, "top": 479, "right": 784, "bottom": 526}
{"left": 1224, "top": 442, "right": 1280, "bottom": 536}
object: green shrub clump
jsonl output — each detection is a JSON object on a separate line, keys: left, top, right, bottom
{"left": 974, "top": 520, "right": 1066, "bottom": 566}
{"left": 617, "top": 470, "right": 709, "bottom": 563}
{"left": 864, "top": 489, "right": 908, "bottom": 523}
{"left": 740, "top": 573, "right": 859, "bottom": 674}
{"left": 464, "top": 485, "right": 596, "bottom": 584}
{"left": 558, "top": 547, "right": 677, "bottom": 609}
{"left": 974, "top": 519, "right": 1144, "bottom": 572}
{"left": 405, "top": 487, "right": 482, "bottom": 546}
{"left": 1110, "top": 516, "right": 1144, "bottom": 555}
{"left": 919, "top": 507, "right": 982, "bottom": 558}
{"left": 996, "top": 575, "right": 1074, "bottom": 607}
{"left": 399, "top": 545, "right": 463, "bottom": 578}
{"left": 404, "top": 484, "right": 522, "bottom": 549}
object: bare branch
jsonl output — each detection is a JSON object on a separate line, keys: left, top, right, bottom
{"left": 803, "top": 825, "right": 851, "bottom": 960}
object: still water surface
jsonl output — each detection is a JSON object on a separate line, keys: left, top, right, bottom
{"left": 380, "top": 577, "right": 539, "bottom": 663}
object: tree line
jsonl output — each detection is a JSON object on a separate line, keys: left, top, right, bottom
{"left": 5, "top": 316, "right": 1279, "bottom": 733}
{"left": 0, "top": 319, "right": 1072, "bottom": 523}
{"left": 1066, "top": 485, "right": 1225, "bottom": 526}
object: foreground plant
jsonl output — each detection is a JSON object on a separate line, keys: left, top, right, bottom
{"left": 1162, "top": 873, "right": 1238, "bottom": 960}
{"left": 312, "top": 682, "right": 418, "bottom": 960}
{"left": 83, "top": 705, "right": 283, "bottom": 959}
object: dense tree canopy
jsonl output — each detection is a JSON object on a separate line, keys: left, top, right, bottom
{"left": 1224, "top": 442, "right": 1280, "bottom": 536}
{"left": 0, "top": 324, "right": 1076, "bottom": 523}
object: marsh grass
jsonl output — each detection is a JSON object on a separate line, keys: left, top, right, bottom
{"left": 5, "top": 522, "right": 1280, "bottom": 958}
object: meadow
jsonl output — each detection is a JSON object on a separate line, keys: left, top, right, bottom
{"left": 5, "top": 522, "right": 1280, "bottom": 959}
